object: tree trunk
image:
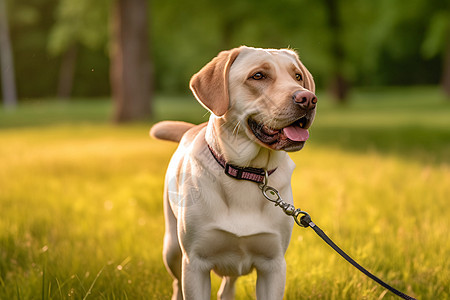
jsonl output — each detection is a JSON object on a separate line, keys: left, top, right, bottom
{"left": 324, "top": 0, "right": 349, "bottom": 103}
{"left": 442, "top": 41, "right": 450, "bottom": 98}
{"left": 110, "top": 0, "right": 152, "bottom": 122}
{"left": 57, "top": 44, "right": 78, "bottom": 100}
{"left": 330, "top": 73, "right": 350, "bottom": 101}
{"left": 0, "top": 0, "right": 18, "bottom": 108}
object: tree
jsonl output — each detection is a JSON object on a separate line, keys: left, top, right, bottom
{"left": 0, "top": 0, "right": 17, "bottom": 108}
{"left": 55, "top": 44, "right": 77, "bottom": 99}
{"left": 324, "top": 0, "right": 349, "bottom": 102}
{"left": 359, "top": 0, "right": 447, "bottom": 91}
{"left": 422, "top": 10, "right": 450, "bottom": 97}
{"left": 443, "top": 42, "right": 450, "bottom": 97}
{"left": 110, "top": 0, "right": 153, "bottom": 122}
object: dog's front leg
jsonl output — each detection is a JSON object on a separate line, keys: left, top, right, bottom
{"left": 181, "top": 255, "right": 211, "bottom": 300}
{"left": 217, "top": 276, "right": 238, "bottom": 300}
{"left": 255, "top": 258, "right": 287, "bottom": 300}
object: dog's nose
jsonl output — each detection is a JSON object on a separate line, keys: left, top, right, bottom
{"left": 293, "top": 90, "right": 317, "bottom": 110}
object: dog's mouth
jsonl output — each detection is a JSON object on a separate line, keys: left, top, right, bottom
{"left": 247, "top": 116, "right": 312, "bottom": 152}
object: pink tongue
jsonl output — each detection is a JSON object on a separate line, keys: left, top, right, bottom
{"left": 283, "top": 124, "right": 309, "bottom": 141}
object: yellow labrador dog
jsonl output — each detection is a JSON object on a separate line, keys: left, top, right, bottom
{"left": 151, "top": 46, "right": 317, "bottom": 300}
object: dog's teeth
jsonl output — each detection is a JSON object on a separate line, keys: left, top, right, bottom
{"left": 299, "top": 122, "right": 304, "bottom": 128}
{"left": 263, "top": 125, "right": 278, "bottom": 135}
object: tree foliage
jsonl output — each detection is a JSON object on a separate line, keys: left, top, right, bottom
{"left": 47, "top": 0, "right": 110, "bottom": 55}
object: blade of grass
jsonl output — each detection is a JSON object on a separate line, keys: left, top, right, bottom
{"left": 82, "top": 266, "right": 105, "bottom": 300}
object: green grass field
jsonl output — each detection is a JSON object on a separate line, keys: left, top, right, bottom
{"left": 0, "top": 87, "right": 449, "bottom": 299}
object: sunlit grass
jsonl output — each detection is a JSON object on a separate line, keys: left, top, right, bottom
{"left": 0, "top": 87, "right": 449, "bottom": 299}
{"left": 285, "top": 146, "right": 449, "bottom": 299}
{"left": 0, "top": 125, "right": 176, "bottom": 299}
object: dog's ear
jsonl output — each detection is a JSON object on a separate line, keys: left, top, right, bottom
{"left": 288, "top": 50, "right": 315, "bottom": 93}
{"left": 189, "top": 48, "right": 241, "bottom": 117}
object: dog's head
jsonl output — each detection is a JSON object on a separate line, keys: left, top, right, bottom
{"left": 190, "top": 46, "right": 317, "bottom": 152}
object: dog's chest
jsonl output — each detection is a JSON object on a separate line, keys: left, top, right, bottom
{"left": 197, "top": 227, "right": 282, "bottom": 276}
{"left": 189, "top": 190, "right": 292, "bottom": 276}
{"left": 206, "top": 182, "right": 290, "bottom": 235}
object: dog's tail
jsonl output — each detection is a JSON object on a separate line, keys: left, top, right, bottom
{"left": 150, "top": 121, "right": 196, "bottom": 143}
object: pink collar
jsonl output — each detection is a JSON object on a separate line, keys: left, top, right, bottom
{"left": 207, "top": 144, "right": 277, "bottom": 183}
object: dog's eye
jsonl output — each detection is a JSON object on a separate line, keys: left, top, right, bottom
{"left": 251, "top": 72, "right": 265, "bottom": 80}
{"left": 295, "top": 73, "right": 303, "bottom": 81}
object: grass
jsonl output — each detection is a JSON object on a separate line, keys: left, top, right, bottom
{"left": 0, "top": 87, "right": 449, "bottom": 299}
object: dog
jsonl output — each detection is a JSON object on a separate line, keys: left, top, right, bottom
{"left": 150, "top": 46, "right": 317, "bottom": 300}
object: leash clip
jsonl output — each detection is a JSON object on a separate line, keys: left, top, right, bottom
{"left": 259, "top": 170, "right": 310, "bottom": 226}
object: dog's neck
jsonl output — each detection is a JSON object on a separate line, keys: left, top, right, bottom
{"left": 205, "top": 115, "right": 286, "bottom": 170}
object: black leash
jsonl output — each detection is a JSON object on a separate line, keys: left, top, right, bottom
{"left": 258, "top": 175, "right": 417, "bottom": 300}
{"left": 299, "top": 214, "right": 416, "bottom": 300}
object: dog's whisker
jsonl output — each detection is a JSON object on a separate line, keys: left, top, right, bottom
{"left": 218, "top": 121, "right": 230, "bottom": 130}
{"left": 232, "top": 121, "right": 241, "bottom": 137}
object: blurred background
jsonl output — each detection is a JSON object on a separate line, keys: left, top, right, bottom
{"left": 1, "top": 0, "right": 449, "bottom": 118}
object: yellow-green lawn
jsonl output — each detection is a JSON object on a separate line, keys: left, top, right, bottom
{"left": 0, "top": 87, "right": 449, "bottom": 299}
